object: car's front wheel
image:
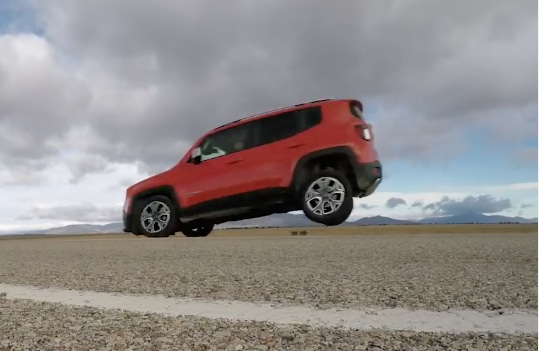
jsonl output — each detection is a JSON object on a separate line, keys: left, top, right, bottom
{"left": 132, "top": 195, "right": 177, "bottom": 238}
{"left": 300, "top": 169, "right": 354, "bottom": 226}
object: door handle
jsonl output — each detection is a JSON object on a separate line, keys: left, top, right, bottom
{"left": 287, "top": 142, "right": 306, "bottom": 149}
{"left": 226, "top": 159, "right": 242, "bottom": 165}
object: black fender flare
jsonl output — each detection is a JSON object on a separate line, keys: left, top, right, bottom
{"left": 289, "top": 146, "right": 358, "bottom": 194}
{"left": 132, "top": 185, "right": 182, "bottom": 214}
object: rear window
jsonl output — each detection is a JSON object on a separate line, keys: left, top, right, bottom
{"left": 349, "top": 101, "right": 364, "bottom": 120}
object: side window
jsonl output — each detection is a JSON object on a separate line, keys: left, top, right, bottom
{"left": 253, "top": 106, "right": 322, "bottom": 147}
{"left": 193, "top": 106, "right": 324, "bottom": 162}
{"left": 299, "top": 106, "right": 322, "bottom": 130}
{"left": 256, "top": 111, "right": 301, "bottom": 146}
{"left": 199, "top": 123, "right": 253, "bottom": 161}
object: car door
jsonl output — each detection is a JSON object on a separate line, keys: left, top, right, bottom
{"left": 247, "top": 107, "right": 322, "bottom": 189}
{"left": 178, "top": 122, "right": 260, "bottom": 212}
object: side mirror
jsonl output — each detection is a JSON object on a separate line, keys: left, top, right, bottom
{"left": 191, "top": 147, "right": 202, "bottom": 165}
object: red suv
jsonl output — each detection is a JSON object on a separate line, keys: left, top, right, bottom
{"left": 123, "top": 98, "right": 382, "bottom": 237}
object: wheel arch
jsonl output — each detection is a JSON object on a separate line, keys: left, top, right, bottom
{"left": 130, "top": 185, "right": 181, "bottom": 236}
{"left": 290, "top": 146, "right": 360, "bottom": 197}
{"left": 131, "top": 185, "right": 182, "bottom": 214}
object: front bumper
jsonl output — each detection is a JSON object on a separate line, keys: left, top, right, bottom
{"left": 123, "top": 211, "right": 132, "bottom": 233}
{"left": 352, "top": 160, "right": 382, "bottom": 197}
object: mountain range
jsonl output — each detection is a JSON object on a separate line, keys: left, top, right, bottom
{"left": 4, "top": 212, "right": 536, "bottom": 236}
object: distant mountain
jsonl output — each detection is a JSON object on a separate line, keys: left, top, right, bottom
{"left": 224, "top": 212, "right": 537, "bottom": 227}
{"left": 9, "top": 222, "right": 124, "bottom": 236}
{"left": 418, "top": 213, "right": 538, "bottom": 224}
{"left": 3, "top": 212, "right": 536, "bottom": 236}
{"left": 350, "top": 215, "right": 418, "bottom": 226}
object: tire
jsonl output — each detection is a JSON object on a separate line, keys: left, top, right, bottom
{"left": 182, "top": 222, "right": 214, "bottom": 237}
{"left": 132, "top": 195, "right": 178, "bottom": 238}
{"left": 300, "top": 169, "right": 354, "bottom": 226}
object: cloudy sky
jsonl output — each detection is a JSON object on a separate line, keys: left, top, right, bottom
{"left": 0, "top": 0, "right": 537, "bottom": 232}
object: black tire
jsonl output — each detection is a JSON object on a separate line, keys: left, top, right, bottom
{"left": 132, "top": 195, "right": 178, "bottom": 238}
{"left": 182, "top": 222, "right": 214, "bottom": 237}
{"left": 300, "top": 169, "right": 354, "bottom": 226}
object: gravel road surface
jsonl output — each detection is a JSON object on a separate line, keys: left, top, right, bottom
{"left": 1, "top": 299, "right": 536, "bottom": 351}
{"left": 0, "top": 233, "right": 536, "bottom": 311}
{"left": 0, "top": 231, "right": 536, "bottom": 350}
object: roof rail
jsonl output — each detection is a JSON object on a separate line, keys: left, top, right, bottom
{"left": 293, "top": 98, "right": 333, "bottom": 107}
{"left": 250, "top": 98, "right": 333, "bottom": 118}
{"left": 211, "top": 98, "right": 334, "bottom": 132}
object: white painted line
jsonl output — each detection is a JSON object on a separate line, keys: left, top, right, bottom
{"left": 0, "top": 283, "right": 536, "bottom": 334}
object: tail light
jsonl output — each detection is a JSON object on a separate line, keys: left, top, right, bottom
{"left": 355, "top": 124, "right": 373, "bottom": 141}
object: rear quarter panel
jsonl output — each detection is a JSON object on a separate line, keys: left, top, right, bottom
{"left": 280, "top": 100, "right": 380, "bottom": 186}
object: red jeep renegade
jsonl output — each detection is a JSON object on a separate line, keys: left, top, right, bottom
{"left": 123, "top": 98, "right": 382, "bottom": 238}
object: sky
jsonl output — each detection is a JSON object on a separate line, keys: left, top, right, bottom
{"left": 0, "top": 0, "right": 537, "bottom": 232}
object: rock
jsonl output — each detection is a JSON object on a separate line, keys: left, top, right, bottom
{"left": 282, "top": 332, "right": 295, "bottom": 342}
{"left": 155, "top": 336, "right": 173, "bottom": 343}
{"left": 1, "top": 340, "right": 10, "bottom": 348}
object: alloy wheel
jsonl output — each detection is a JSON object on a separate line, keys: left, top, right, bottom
{"left": 140, "top": 200, "right": 171, "bottom": 234}
{"left": 304, "top": 176, "right": 346, "bottom": 216}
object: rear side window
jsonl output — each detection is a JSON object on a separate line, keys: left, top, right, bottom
{"left": 255, "top": 106, "right": 322, "bottom": 147}
{"left": 256, "top": 110, "right": 299, "bottom": 145}
{"left": 300, "top": 106, "right": 322, "bottom": 129}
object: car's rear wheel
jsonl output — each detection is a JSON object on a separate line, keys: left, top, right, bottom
{"left": 300, "top": 169, "right": 354, "bottom": 226}
{"left": 133, "top": 195, "right": 177, "bottom": 238}
{"left": 182, "top": 222, "right": 214, "bottom": 237}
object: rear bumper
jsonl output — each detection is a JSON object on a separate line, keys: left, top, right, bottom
{"left": 123, "top": 211, "right": 132, "bottom": 233}
{"left": 352, "top": 160, "right": 382, "bottom": 197}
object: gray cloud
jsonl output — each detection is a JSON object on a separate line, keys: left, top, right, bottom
{"left": 67, "top": 154, "right": 111, "bottom": 184}
{"left": 386, "top": 197, "right": 407, "bottom": 209}
{"left": 411, "top": 200, "right": 424, "bottom": 208}
{"left": 18, "top": 203, "right": 121, "bottom": 222}
{"left": 423, "top": 195, "right": 512, "bottom": 216}
{"left": 0, "top": 0, "right": 536, "bottom": 179}
{"left": 423, "top": 203, "right": 436, "bottom": 211}
{"left": 359, "top": 204, "right": 376, "bottom": 210}
{"left": 0, "top": 160, "right": 49, "bottom": 186}
{"left": 0, "top": 33, "right": 91, "bottom": 176}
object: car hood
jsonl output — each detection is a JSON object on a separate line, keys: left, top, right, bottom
{"left": 127, "top": 169, "right": 172, "bottom": 194}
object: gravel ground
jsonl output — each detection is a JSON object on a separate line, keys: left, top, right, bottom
{"left": 0, "top": 233, "right": 536, "bottom": 312}
{"left": 1, "top": 298, "right": 537, "bottom": 351}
